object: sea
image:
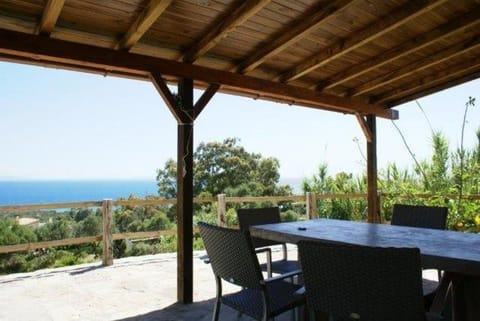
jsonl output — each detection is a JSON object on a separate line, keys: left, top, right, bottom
{"left": 0, "top": 180, "right": 159, "bottom": 205}
{"left": 0, "top": 178, "right": 303, "bottom": 206}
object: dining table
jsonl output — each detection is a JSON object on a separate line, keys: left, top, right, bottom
{"left": 249, "top": 218, "right": 480, "bottom": 321}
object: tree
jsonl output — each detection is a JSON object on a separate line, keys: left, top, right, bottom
{"left": 156, "top": 159, "right": 177, "bottom": 198}
{"left": 77, "top": 213, "right": 102, "bottom": 237}
{"left": 156, "top": 137, "right": 291, "bottom": 198}
{"left": 36, "top": 217, "right": 77, "bottom": 241}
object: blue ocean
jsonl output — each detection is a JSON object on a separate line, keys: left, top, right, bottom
{"left": 0, "top": 180, "right": 159, "bottom": 205}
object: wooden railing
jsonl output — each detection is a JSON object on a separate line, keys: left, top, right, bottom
{"left": 1, "top": 192, "right": 479, "bottom": 266}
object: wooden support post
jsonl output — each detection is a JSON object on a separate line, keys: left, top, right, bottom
{"left": 152, "top": 74, "right": 218, "bottom": 304}
{"left": 377, "top": 192, "right": 382, "bottom": 223}
{"left": 366, "top": 115, "right": 380, "bottom": 223}
{"left": 102, "top": 199, "right": 113, "bottom": 266}
{"left": 176, "top": 78, "right": 194, "bottom": 303}
{"left": 306, "top": 192, "right": 317, "bottom": 219}
{"left": 217, "top": 194, "right": 226, "bottom": 227}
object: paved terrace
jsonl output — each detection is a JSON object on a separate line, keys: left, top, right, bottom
{"left": 0, "top": 248, "right": 299, "bottom": 321}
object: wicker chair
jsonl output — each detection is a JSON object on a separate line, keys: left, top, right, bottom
{"left": 298, "top": 241, "right": 443, "bottom": 321}
{"left": 198, "top": 222, "right": 305, "bottom": 321}
{"left": 392, "top": 204, "right": 448, "bottom": 307}
{"left": 237, "top": 207, "right": 298, "bottom": 277}
{"left": 391, "top": 204, "right": 448, "bottom": 230}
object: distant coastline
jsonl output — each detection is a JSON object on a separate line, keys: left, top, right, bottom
{"left": 0, "top": 178, "right": 304, "bottom": 206}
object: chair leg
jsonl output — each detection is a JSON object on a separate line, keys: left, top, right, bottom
{"left": 212, "top": 297, "right": 221, "bottom": 321}
{"left": 212, "top": 276, "right": 222, "bottom": 321}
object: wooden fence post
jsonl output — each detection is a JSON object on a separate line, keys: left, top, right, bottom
{"left": 217, "top": 194, "right": 226, "bottom": 226}
{"left": 102, "top": 199, "right": 113, "bottom": 266}
{"left": 306, "top": 192, "right": 317, "bottom": 219}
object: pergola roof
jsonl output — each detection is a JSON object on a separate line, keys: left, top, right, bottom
{"left": 1, "top": 0, "right": 479, "bottom": 119}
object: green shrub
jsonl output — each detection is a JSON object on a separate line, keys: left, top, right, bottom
{"left": 53, "top": 250, "right": 82, "bottom": 267}
{"left": 281, "top": 209, "right": 299, "bottom": 222}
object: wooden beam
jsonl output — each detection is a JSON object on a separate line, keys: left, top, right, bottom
{"left": 182, "top": 0, "right": 270, "bottom": 63}
{"left": 237, "top": 0, "right": 353, "bottom": 74}
{"left": 194, "top": 84, "right": 220, "bottom": 119}
{"left": 176, "top": 78, "right": 194, "bottom": 303}
{"left": 366, "top": 115, "right": 380, "bottom": 223}
{"left": 150, "top": 72, "right": 186, "bottom": 123}
{"left": 0, "top": 28, "right": 397, "bottom": 119}
{"left": 387, "top": 70, "right": 480, "bottom": 108}
{"left": 355, "top": 113, "right": 372, "bottom": 143}
{"left": 350, "top": 35, "right": 480, "bottom": 97}
{"left": 280, "top": 0, "right": 447, "bottom": 83}
{"left": 118, "top": 0, "right": 172, "bottom": 50}
{"left": 374, "top": 56, "right": 480, "bottom": 104}
{"left": 37, "top": 0, "right": 65, "bottom": 36}
{"left": 317, "top": 9, "right": 480, "bottom": 90}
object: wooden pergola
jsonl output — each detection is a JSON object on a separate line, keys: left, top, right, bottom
{"left": 0, "top": 0, "right": 479, "bottom": 303}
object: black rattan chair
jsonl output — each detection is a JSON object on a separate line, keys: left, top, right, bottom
{"left": 392, "top": 204, "right": 448, "bottom": 306}
{"left": 298, "top": 241, "right": 443, "bottom": 321}
{"left": 198, "top": 222, "right": 305, "bottom": 321}
{"left": 237, "top": 207, "right": 298, "bottom": 277}
{"left": 391, "top": 204, "right": 448, "bottom": 230}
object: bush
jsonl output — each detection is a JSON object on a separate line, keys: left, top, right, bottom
{"left": 2, "top": 255, "right": 29, "bottom": 273}
{"left": 126, "top": 242, "right": 155, "bottom": 257}
{"left": 52, "top": 250, "right": 82, "bottom": 267}
{"left": 281, "top": 209, "right": 299, "bottom": 222}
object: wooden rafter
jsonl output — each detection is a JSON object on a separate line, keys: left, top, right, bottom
{"left": 350, "top": 35, "right": 480, "bottom": 97}
{"left": 280, "top": 0, "right": 447, "bottom": 83}
{"left": 375, "top": 56, "right": 480, "bottom": 104}
{"left": 236, "top": 0, "right": 353, "bottom": 74}
{"left": 387, "top": 71, "right": 480, "bottom": 108}
{"left": 0, "top": 28, "right": 397, "bottom": 119}
{"left": 316, "top": 9, "right": 480, "bottom": 91}
{"left": 118, "top": 0, "right": 172, "bottom": 50}
{"left": 182, "top": 0, "right": 270, "bottom": 63}
{"left": 37, "top": 0, "right": 65, "bottom": 36}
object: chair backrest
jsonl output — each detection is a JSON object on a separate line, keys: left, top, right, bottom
{"left": 198, "top": 222, "right": 263, "bottom": 289}
{"left": 298, "top": 241, "right": 426, "bottom": 321}
{"left": 392, "top": 204, "right": 448, "bottom": 230}
{"left": 237, "top": 207, "right": 282, "bottom": 248}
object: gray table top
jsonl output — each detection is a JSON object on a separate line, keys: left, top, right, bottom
{"left": 249, "top": 218, "right": 480, "bottom": 276}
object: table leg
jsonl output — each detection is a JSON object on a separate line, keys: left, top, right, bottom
{"left": 430, "top": 272, "right": 452, "bottom": 315}
{"left": 451, "top": 274, "right": 480, "bottom": 321}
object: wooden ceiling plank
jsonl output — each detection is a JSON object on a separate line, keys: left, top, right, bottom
{"left": 237, "top": 0, "right": 354, "bottom": 74}
{"left": 193, "top": 84, "right": 220, "bottom": 119}
{"left": 374, "top": 56, "right": 480, "bottom": 104}
{"left": 182, "top": 0, "right": 271, "bottom": 63}
{"left": 37, "top": 0, "right": 66, "bottom": 36}
{"left": 350, "top": 35, "right": 480, "bottom": 97}
{"left": 280, "top": 0, "right": 448, "bottom": 83}
{"left": 386, "top": 71, "right": 480, "bottom": 108}
{"left": 318, "top": 9, "right": 480, "bottom": 90}
{"left": 119, "top": 0, "right": 173, "bottom": 50}
{"left": 0, "top": 28, "right": 397, "bottom": 119}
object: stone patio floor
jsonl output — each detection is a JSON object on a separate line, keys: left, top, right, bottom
{"left": 0, "top": 248, "right": 299, "bottom": 321}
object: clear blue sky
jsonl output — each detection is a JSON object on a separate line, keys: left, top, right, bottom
{"left": 0, "top": 61, "right": 479, "bottom": 181}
